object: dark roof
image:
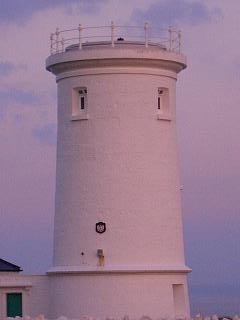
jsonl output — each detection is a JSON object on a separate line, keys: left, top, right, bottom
{"left": 0, "top": 258, "right": 22, "bottom": 272}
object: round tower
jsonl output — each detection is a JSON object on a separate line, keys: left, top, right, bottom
{"left": 46, "top": 23, "right": 191, "bottom": 319}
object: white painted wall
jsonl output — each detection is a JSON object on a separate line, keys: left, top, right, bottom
{"left": 45, "top": 42, "right": 190, "bottom": 319}
{"left": 27, "top": 275, "right": 49, "bottom": 317}
{"left": 48, "top": 272, "right": 190, "bottom": 319}
{"left": 50, "top": 62, "right": 187, "bottom": 270}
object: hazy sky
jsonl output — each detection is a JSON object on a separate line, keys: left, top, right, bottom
{"left": 0, "top": 0, "right": 240, "bottom": 316}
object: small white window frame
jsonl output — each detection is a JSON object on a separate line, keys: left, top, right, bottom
{"left": 71, "top": 87, "right": 89, "bottom": 121}
{"left": 157, "top": 87, "right": 171, "bottom": 121}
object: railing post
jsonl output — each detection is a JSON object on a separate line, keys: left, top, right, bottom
{"left": 178, "top": 30, "right": 181, "bottom": 53}
{"left": 78, "top": 24, "right": 83, "bottom": 50}
{"left": 168, "top": 26, "right": 173, "bottom": 51}
{"left": 50, "top": 33, "right": 54, "bottom": 55}
{"left": 111, "top": 21, "right": 115, "bottom": 48}
{"left": 144, "top": 22, "right": 149, "bottom": 48}
{"left": 56, "top": 28, "right": 60, "bottom": 53}
{"left": 61, "top": 38, "right": 64, "bottom": 52}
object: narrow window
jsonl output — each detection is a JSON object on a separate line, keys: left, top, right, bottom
{"left": 71, "top": 87, "right": 89, "bottom": 120}
{"left": 80, "top": 96, "right": 85, "bottom": 110}
{"left": 158, "top": 88, "right": 164, "bottom": 111}
{"left": 79, "top": 88, "right": 87, "bottom": 111}
{"left": 157, "top": 87, "right": 170, "bottom": 120}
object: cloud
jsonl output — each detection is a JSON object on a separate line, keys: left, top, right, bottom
{"left": 131, "top": 0, "right": 222, "bottom": 28}
{"left": 0, "top": 88, "right": 42, "bottom": 106}
{"left": 0, "top": 62, "right": 27, "bottom": 77}
{"left": 32, "top": 123, "right": 57, "bottom": 146}
{"left": 0, "top": 105, "right": 7, "bottom": 121}
{"left": 0, "top": 62, "right": 15, "bottom": 76}
{"left": 0, "top": 0, "right": 107, "bottom": 24}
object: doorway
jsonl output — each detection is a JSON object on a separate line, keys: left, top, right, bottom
{"left": 6, "top": 292, "right": 22, "bottom": 317}
{"left": 172, "top": 284, "right": 185, "bottom": 318}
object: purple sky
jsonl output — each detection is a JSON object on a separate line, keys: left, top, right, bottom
{"left": 0, "top": 0, "right": 240, "bottom": 316}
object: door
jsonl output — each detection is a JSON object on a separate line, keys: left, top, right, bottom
{"left": 7, "top": 292, "right": 22, "bottom": 317}
{"left": 172, "top": 284, "right": 186, "bottom": 318}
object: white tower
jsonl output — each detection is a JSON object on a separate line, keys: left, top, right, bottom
{"left": 46, "top": 23, "right": 191, "bottom": 319}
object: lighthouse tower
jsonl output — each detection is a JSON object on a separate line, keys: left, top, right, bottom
{"left": 46, "top": 23, "right": 191, "bottom": 319}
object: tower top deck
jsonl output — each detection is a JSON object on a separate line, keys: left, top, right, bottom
{"left": 46, "top": 22, "right": 186, "bottom": 76}
{"left": 49, "top": 22, "right": 183, "bottom": 55}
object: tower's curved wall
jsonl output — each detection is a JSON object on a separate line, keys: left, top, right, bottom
{"left": 46, "top": 43, "right": 190, "bottom": 319}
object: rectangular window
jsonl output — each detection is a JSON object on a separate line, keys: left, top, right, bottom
{"left": 157, "top": 87, "right": 170, "bottom": 120}
{"left": 157, "top": 88, "right": 166, "bottom": 111}
{"left": 79, "top": 88, "right": 87, "bottom": 111}
{"left": 72, "top": 87, "right": 89, "bottom": 120}
{"left": 80, "top": 96, "right": 85, "bottom": 110}
{"left": 158, "top": 96, "right": 161, "bottom": 110}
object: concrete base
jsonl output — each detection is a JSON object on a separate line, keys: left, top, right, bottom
{"left": 48, "top": 271, "right": 190, "bottom": 319}
{"left": 0, "top": 270, "right": 190, "bottom": 318}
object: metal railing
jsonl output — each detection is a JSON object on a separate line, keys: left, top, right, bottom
{"left": 50, "top": 22, "right": 182, "bottom": 55}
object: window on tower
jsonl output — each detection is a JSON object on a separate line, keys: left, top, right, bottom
{"left": 79, "top": 88, "right": 87, "bottom": 110}
{"left": 158, "top": 89, "right": 163, "bottom": 110}
{"left": 157, "top": 87, "right": 170, "bottom": 120}
{"left": 71, "top": 87, "right": 89, "bottom": 121}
